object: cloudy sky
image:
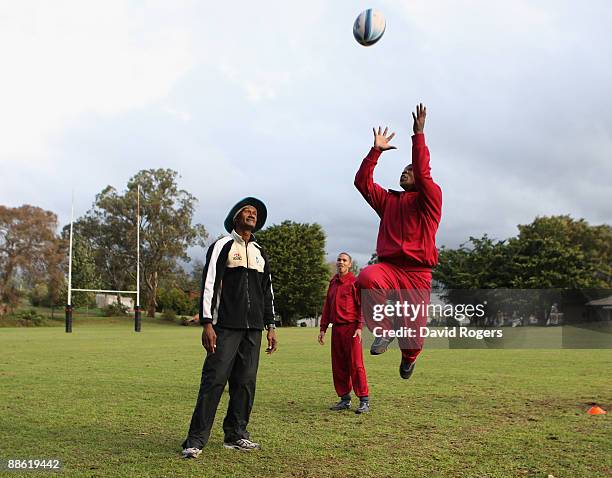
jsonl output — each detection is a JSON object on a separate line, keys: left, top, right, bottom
{"left": 1, "top": 0, "right": 611, "bottom": 266}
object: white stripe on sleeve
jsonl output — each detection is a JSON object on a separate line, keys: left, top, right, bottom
{"left": 201, "top": 236, "right": 233, "bottom": 319}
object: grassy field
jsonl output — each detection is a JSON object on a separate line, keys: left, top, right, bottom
{"left": 0, "top": 306, "right": 191, "bottom": 327}
{"left": 0, "top": 320, "right": 610, "bottom": 478}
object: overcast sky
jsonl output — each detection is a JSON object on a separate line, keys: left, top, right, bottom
{"left": 1, "top": 0, "right": 611, "bottom": 266}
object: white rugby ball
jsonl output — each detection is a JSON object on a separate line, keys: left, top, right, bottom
{"left": 353, "top": 9, "right": 386, "bottom": 46}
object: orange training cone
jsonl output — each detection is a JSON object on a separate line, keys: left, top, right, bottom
{"left": 587, "top": 406, "right": 607, "bottom": 415}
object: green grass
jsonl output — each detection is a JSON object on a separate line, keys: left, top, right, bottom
{"left": 0, "top": 320, "right": 610, "bottom": 477}
{"left": 0, "top": 307, "right": 192, "bottom": 328}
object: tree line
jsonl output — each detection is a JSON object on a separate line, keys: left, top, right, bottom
{"left": 2, "top": 170, "right": 610, "bottom": 325}
{"left": 0, "top": 169, "right": 331, "bottom": 325}
{"left": 435, "top": 216, "right": 611, "bottom": 289}
{"left": 432, "top": 216, "right": 612, "bottom": 322}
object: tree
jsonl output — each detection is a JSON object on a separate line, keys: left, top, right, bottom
{"left": 256, "top": 221, "right": 329, "bottom": 325}
{"left": 156, "top": 262, "right": 201, "bottom": 316}
{"left": 434, "top": 215, "right": 612, "bottom": 322}
{"left": 189, "top": 259, "right": 205, "bottom": 290}
{"left": 157, "top": 286, "right": 196, "bottom": 316}
{"left": 508, "top": 216, "right": 612, "bottom": 319}
{"left": 434, "top": 236, "right": 515, "bottom": 323}
{"left": 72, "top": 204, "right": 133, "bottom": 302}
{"left": 38, "top": 232, "right": 67, "bottom": 313}
{"left": 0, "top": 205, "right": 64, "bottom": 314}
{"left": 56, "top": 229, "right": 101, "bottom": 308}
{"left": 75, "top": 169, "right": 208, "bottom": 317}
{"left": 436, "top": 216, "right": 612, "bottom": 290}
{"left": 435, "top": 235, "right": 512, "bottom": 289}
{"left": 508, "top": 215, "right": 612, "bottom": 288}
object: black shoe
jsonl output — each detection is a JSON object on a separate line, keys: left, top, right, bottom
{"left": 355, "top": 400, "right": 370, "bottom": 414}
{"left": 370, "top": 336, "right": 395, "bottom": 355}
{"left": 399, "top": 358, "right": 416, "bottom": 379}
{"left": 330, "top": 399, "right": 351, "bottom": 411}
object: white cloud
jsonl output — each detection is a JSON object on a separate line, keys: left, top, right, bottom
{"left": 1, "top": 0, "right": 610, "bottom": 264}
{"left": 0, "top": 0, "right": 194, "bottom": 162}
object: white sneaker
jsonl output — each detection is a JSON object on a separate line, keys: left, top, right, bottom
{"left": 223, "top": 438, "right": 261, "bottom": 451}
{"left": 182, "top": 447, "right": 202, "bottom": 458}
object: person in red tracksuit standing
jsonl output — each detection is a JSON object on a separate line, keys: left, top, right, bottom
{"left": 318, "top": 252, "right": 370, "bottom": 414}
{"left": 354, "top": 103, "right": 442, "bottom": 380}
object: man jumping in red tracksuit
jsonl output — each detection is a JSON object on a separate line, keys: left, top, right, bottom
{"left": 318, "top": 252, "right": 369, "bottom": 414}
{"left": 354, "top": 103, "right": 442, "bottom": 380}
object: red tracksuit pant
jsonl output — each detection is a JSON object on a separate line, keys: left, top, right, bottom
{"left": 356, "top": 262, "right": 432, "bottom": 363}
{"left": 331, "top": 322, "right": 369, "bottom": 398}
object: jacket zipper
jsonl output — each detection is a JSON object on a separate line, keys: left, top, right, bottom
{"left": 245, "top": 241, "right": 250, "bottom": 329}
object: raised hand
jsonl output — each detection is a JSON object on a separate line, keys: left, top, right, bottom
{"left": 412, "top": 103, "right": 426, "bottom": 134}
{"left": 373, "top": 126, "right": 397, "bottom": 151}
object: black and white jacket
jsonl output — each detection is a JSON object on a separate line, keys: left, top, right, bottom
{"left": 199, "top": 230, "right": 275, "bottom": 329}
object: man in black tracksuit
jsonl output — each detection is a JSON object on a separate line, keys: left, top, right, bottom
{"left": 181, "top": 197, "right": 277, "bottom": 457}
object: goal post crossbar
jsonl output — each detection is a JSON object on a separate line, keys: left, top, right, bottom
{"left": 71, "top": 289, "right": 138, "bottom": 294}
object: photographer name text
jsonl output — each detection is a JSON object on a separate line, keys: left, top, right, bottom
{"left": 372, "top": 326, "right": 503, "bottom": 339}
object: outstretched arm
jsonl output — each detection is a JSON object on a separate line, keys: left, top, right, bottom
{"left": 411, "top": 104, "right": 442, "bottom": 222}
{"left": 354, "top": 126, "right": 396, "bottom": 217}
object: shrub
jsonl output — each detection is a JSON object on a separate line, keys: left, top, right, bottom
{"left": 29, "top": 284, "right": 49, "bottom": 307}
{"left": 103, "top": 302, "right": 130, "bottom": 317}
{"left": 161, "top": 309, "right": 177, "bottom": 322}
{"left": 157, "top": 287, "right": 197, "bottom": 316}
{"left": 17, "top": 309, "right": 45, "bottom": 326}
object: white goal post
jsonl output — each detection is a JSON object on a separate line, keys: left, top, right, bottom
{"left": 65, "top": 185, "right": 141, "bottom": 333}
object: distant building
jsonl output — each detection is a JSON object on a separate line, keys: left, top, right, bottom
{"left": 95, "top": 294, "right": 134, "bottom": 310}
{"left": 296, "top": 317, "right": 318, "bottom": 328}
{"left": 585, "top": 295, "right": 612, "bottom": 322}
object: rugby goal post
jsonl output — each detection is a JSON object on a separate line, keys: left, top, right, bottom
{"left": 66, "top": 186, "right": 142, "bottom": 333}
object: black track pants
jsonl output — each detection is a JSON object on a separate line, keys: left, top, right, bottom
{"left": 182, "top": 327, "right": 262, "bottom": 449}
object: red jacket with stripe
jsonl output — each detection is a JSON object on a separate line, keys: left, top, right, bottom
{"left": 319, "top": 272, "right": 361, "bottom": 332}
{"left": 354, "top": 133, "right": 442, "bottom": 268}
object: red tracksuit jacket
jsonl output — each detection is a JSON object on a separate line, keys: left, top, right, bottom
{"left": 354, "top": 133, "right": 442, "bottom": 268}
{"left": 320, "top": 272, "right": 362, "bottom": 331}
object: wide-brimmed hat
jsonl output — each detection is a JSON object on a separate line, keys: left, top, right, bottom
{"left": 224, "top": 197, "right": 267, "bottom": 233}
